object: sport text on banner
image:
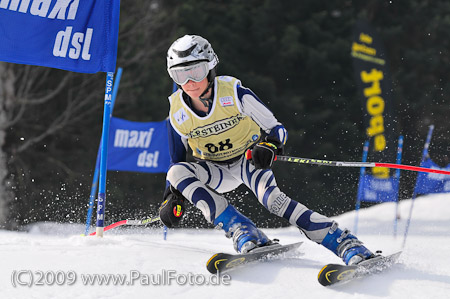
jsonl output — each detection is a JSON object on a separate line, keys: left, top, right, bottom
{"left": 352, "top": 20, "right": 397, "bottom": 179}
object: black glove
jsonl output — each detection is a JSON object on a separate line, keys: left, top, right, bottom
{"left": 249, "top": 137, "right": 283, "bottom": 169}
{"left": 159, "top": 185, "right": 186, "bottom": 228}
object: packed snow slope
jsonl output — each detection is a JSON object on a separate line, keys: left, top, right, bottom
{"left": 1, "top": 193, "right": 450, "bottom": 299}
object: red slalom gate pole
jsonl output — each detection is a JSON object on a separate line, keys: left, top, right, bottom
{"left": 89, "top": 216, "right": 160, "bottom": 236}
{"left": 276, "top": 155, "right": 450, "bottom": 175}
{"left": 245, "top": 150, "right": 450, "bottom": 176}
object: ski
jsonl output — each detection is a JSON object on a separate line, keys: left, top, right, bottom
{"left": 206, "top": 242, "right": 303, "bottom": 274}
{"left": 317, "top": 251, "right": 402, "bottom": 286}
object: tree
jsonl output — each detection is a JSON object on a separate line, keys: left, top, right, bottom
{"left": 0, "top": 62, "right": 15, "bottom": 227}
{"left": 1, "top": 0, "right": 177, "bottom": 227}
{"left": 2, "top": 0, "right": 449, "bottom": 229}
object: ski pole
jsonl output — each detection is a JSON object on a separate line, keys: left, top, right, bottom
{"left": 89, "top": 215, "right": 161, "bottom": 236}
{"left": 354, "top": 140, "right": 369, "bottom": 235}
{"left": 245, "top": 150, "right": 450, "bottom": 176}
{"left": 402, "top": 125, "right": 435, "bottom": 249}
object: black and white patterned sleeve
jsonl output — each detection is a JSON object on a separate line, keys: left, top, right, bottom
{"left": 236, "top": 85, "right": 287, "bottom": 145}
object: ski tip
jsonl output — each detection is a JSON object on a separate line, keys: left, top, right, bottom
{"left": 206, "top": 253, "right": 231, "bottom": 274}
{"left": 317, "top": 264, "right": 333, "bottom": 286}
{"left": 317, "top": 265, "right": 328, "bottom": 285}
{"left": 207, "top": 253, "right": 220, "bottom": 266}
{"left": 206, "top": 241, "right": 304, "bottom": 274}
{"left": 318, "top": 251, "right": 403, "bottom": 286}
{"left": 206, "top": 255, "right": 219, "bottom": 274}
{"left": 318, "top": 264, "right": 334, "bottom": 287}
{"left": 317, "top": 263, "right": 356, "bottom": 286}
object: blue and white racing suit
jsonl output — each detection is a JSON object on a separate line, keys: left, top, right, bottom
{"left": 166, "top": 77, "right": 334, "bottom": 244}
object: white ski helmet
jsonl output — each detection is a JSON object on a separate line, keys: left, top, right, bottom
{"left": 167, "top": 35, "right": 219, "bottom": 85}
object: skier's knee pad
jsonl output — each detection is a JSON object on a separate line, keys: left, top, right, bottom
{"left": 166, "top": 162, "right": 227, "bottom": 223}
{"left": 166, "top": 162, "right": 197, "bottom": 187}
{"left": 257, "top": 186, "right": 289, "bottom": 217}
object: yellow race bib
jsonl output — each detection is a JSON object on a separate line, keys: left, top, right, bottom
{"left": 169, "top": 76, "right": 261, "bottom": 161}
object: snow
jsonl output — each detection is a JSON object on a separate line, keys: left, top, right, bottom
{"left": 1, "top": 193, "right": 450, "bottom": 299}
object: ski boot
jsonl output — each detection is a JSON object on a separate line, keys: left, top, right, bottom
{"left": 214, "top": 205, "right": 271, "bottom": 253}
{"left": 321, "top": 222, "right": 375, "bottom": 265}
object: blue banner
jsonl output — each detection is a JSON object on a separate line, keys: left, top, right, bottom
{"left": 352, "top": 20, "right": 397, "bottom": 179}
{"left": 358, "top": 174, "right": 399, "bottom": 203}
{"left": 0, "top": 0, "right": 120, "bottom": 73}
{"left": 107, "top": 117, "right": 170, "bottom": 173}
{"left": 414, "top": 158, "right": 450, "bottom": 194}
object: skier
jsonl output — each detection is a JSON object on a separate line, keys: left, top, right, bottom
{"left": 159, "top": 34, "right": 375, "bottom": 265}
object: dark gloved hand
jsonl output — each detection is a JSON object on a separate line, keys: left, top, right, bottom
{"left": 248, "top": 137, "right": 283, "bottom": 169}
{"left": 159, "top": 185, "right": 186, "bottom": 228}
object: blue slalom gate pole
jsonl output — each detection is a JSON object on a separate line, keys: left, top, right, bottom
{"left": 354, "top": 141, "right": 369, "bottom": 234}
{"left": 393, "top": 135, "right": 404, "bottom": 237}
{"left": 402, "top": 125, "right": 434, "bottom": 248}
{"left": 84, "top": 68, "right": 123, "bottom": 236}
{"left": 95, "top": 72, "right": 115, "bottom": 237}
{"left": 84, "top": 154, "right": 100, "bottom": 235}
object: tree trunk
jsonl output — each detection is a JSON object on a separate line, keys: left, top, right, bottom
{"left": 0, "top": 62, "right": 15, "bottom": 229}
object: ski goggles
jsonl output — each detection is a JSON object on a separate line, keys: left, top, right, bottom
{"left": 168, "top": 61, "right": 211, "bottom": 85}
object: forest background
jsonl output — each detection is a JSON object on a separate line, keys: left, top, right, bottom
{"left": 0, "top": 0, "right": 448, "bottom": 229}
